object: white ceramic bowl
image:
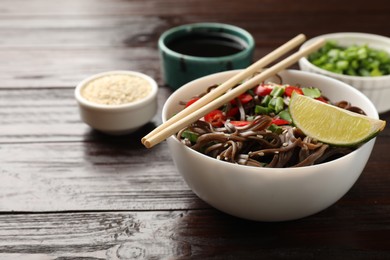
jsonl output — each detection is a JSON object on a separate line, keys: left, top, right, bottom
{"left": 75, "top": 70, "right": 158, "bottom": 135}
{"left": 299, "top": 32, "right": 390, "bottom": 113}
{"left": 162, "top": 69, "right": 378, "bottom": 221}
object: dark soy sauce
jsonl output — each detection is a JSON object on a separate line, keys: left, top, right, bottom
{"left": 166, "top": 31, "right": 247, "bottom": 57}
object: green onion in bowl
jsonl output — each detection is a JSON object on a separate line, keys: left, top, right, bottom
{"left": 299, "top": 32, "right": 390, "bottom": 113}
{"left": 308, "top": 40, "right": 390, "bottom": 77}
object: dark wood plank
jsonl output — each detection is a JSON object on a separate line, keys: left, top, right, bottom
{"left": 0, "top": 49, "right": 162, "bottom": 88}
{"left": 0, "top": 139, "right": 209, "bottom": 211}
{"left": 0, "top": 86, "right": 172, "bottom": 142}
{"left": 0, "top": 136, "right": 388, "bottom": 212}
{"left": 0, "top": 209, "right": 389, "bottom": 259}
{"left": 1, "top": 0, "right": 389, "bottom": 16}
{"left": 0, "top": 16, "right": 164, "bottom": 48}
{"left": 0, "top": 1, "right": 388, "bottom": 88}
{"left": 0, "top": 14, "right": 387, "bottom": 51}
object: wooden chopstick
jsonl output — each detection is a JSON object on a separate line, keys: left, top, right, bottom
{"left": 143, "top": 37, "right": 325, "bottom": 148}
{"left": 141, "top": 34, "right": 306, "bottom": 145}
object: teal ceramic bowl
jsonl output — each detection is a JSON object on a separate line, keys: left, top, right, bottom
{"left": 159, "top": 23, "right": 255, "bottom": 89}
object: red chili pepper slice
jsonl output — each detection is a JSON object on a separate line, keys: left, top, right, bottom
{"left": 226, "top": 107, "right": 239, "bottom": 117}
{"left": 204, "top": 110, "right": 226, "bottom": 127}
{"left": 315, "top": 96, "right": 328, "bottom": 103}
{"left": 239, "top": 93, "right": 253, "bottom": 104}
{"left": 229, "top": 121, "right": 251, "bottom": 127}
{"left": 285, "top": 86, "right": 303, "bottom": 97}
{"left": 254, "top": 84, "right": 273, "bottom": 97}
{"left": 185, "top": 98, "right": 200, "bottom": 107}
{"left": 271, "top": 118, "right": 291, "bottom": 126}
{"left": 230, "top": 93, "right": 253, "bottom": 105}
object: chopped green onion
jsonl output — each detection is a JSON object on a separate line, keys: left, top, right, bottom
{"left": 278, "top": 110, "right": 292, "bottom": 122}
{"left": 270, "top": 86, "right": 285, "bottom": 97}
{"left": 336, "top": 60, "right": 349, "bottom": 70}
{"left": 260, "top": 95, "right": 272, "bottom": 106}
{"left": 268, "top": 124, "right": 283, "bottom": 134}
{"left": 302, "top": 87, "right": 321, "bottom": 98}
{"left": 370, "top": 68, "right": 383, "bottom": 77}
{"left": 255, "top": 105, "right": 272, "bottom": 115}
{"left": 269, "top": 97, "right": 284, "bottom": 114}
{"left": 181, "top": 130, "right": 199, "bottom": 143}
{"left": 308, "top": 40, "right": 390, "bottom": 77}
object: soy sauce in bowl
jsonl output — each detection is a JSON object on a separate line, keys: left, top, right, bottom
{"left": 166, "top": 31, "right": 248, "bottom": 57}
{"left": 158, "top": 23, "right": 255, "bottom": 89}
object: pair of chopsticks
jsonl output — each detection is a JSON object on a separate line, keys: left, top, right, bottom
{"left": 142, "top": 34, "right": 325, "bottom": 148}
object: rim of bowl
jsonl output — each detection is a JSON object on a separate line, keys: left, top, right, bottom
{"left": 300, "top": 32, "right": 390, "bottom": 81}
{"left": 162, "top": 69, "right": 378, "bottom": 175}
{"left": 74, "top": 70, "right": 158, "bottom": 111}
{"left": 158, "top": 22, "right": 255, "bottom": 62}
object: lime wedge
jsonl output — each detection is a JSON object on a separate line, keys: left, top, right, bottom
{"left": 289, "top": 93, "right": 386, "bottom": 146}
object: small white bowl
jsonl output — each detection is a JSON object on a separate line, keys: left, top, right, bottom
{"left": 162, "top": 69, "right": 378, "bottom": 221}
{"left": 299, "top": 32, "right": 390, "bottom": 113}
{"left": 75, "top": 70, "right": 158, "bottom": 135}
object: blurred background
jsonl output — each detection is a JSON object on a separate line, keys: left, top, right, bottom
{"left": 1, "top": 0, "right": 389, "bottom": 88}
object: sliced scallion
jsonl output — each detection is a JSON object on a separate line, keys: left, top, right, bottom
{"left": 181, "top": 130, "right": 199, "bottom": 143}
{"left": 302, "top": 87, "right": 321, "bottom": 98}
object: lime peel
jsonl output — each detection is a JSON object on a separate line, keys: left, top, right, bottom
{"left": 289, "top": 93, "right": 386, "bottom": 147}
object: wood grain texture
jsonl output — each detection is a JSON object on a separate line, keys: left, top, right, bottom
{"left": 0, "top": 140, "right": 209, "bottom": 211}
{"left": 1, "top": 0, "right": 389, "bottom": 16}
{"left": 0, "top": 87, "right": 171, "bottom": 142}
{"left": 0, "top": 209, "right": 389, "bottom": 259}
{"left": 0, "top": 1, "right": 388, "bottom": 88}
{"left": 0, "top": 135, "right": 388, "bottom": 212}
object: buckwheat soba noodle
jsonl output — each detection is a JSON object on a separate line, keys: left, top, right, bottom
{"left": 176, "top": 76, "right": 365, "bottom": 168}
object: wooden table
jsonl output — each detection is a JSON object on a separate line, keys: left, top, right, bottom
{"left": 1, "top": 0, "right": 389, "bottom": 258}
